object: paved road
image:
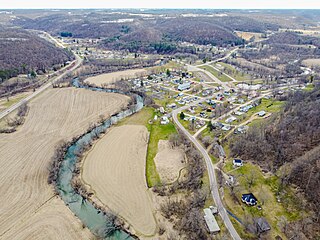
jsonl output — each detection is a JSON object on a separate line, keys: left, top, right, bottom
{"left": 187, "top": 64, "right": 231, "bottom": 91}
{"left": 0, "top": 36, "right": 83, "bottom": 120}
{"left": 172, "top": 108, "right": 242, "bottom": 240}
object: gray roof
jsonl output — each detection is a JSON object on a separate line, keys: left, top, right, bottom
{"left": 256, "top": 217, "right": 271, "bottom": 232}
{"left": 203, "top": 208, "right": 220, "bottom": 233}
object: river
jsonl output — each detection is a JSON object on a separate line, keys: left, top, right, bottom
{"left": 55, "top": 79, "right": 143, "bottom": 239}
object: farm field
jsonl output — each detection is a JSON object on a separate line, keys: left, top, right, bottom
{"left": 82, "top": 125, "right": 157, "bottom": 236}
{"left": 235, "top": 31, "right": 263, "bottom": 41}
{"left": 302, "top": 58, "right": 320, "bottom": 68}
{"left": 0, "top": 87, "right": 129, "bottom": 240}
{"left": 85, "top": 68, "right": 147, "bottom": 86}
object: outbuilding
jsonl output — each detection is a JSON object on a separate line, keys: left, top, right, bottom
{"left": 203, "top": 208, "right": 220, "bottom": 233}
{"left": 255, "top": 217, "right": 271, "bottom": 233}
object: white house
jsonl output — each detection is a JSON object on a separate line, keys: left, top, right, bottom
{"left": 233, "top": 159, "right": 243, "bottom": 167}
{"left": 257, "top": 110, "right": 266, "bottom": 117}
{"left": 160, "top": 116, "right": 169, "bottom": 125}
{"left": 178, "top": 82, "right": 191, "bottom": 91}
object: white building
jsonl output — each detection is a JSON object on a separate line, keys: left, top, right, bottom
{"left": 160, "top": 116, "right": 169, "bottom": 125}
{"left": 178, "top": 82, "right": 191, "bottom": 91}
{"left": 203, "top": 208, "right": 220, "bottom": 233}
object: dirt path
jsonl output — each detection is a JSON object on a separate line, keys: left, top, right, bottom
{"left": 82, "top": 125, "right": 157, "bottom": 237}
{"left": 0, "top": 87, "right": 129, "bottom": 240}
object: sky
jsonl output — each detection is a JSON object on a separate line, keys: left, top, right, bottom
{"left": 0, "top": 0, "right": 320, "bottom": 9}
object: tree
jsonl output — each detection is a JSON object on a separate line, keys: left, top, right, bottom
{"left": 207, "top": 121, "right": 214, "bottom": 131}
{"left": 30, "top": 70, "right": 36, "bottom": 78}
{"left": 180, "top": 112, "right": 185, "bottom": 120}
{"left": 166, "top": 68, "right": 171, "bottom": 77}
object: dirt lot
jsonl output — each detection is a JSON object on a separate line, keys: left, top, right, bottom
{"left": 154, "top": 140, "right": 185, "bottom": 183}
{"left": 0, "top": 87, "right": 129, "bottom": 240}
{"left": 85, "top": 68, "right": 147, "bottom": 86}
{"left": 82, "top": 125, "right": 157, "bottom": 237}
{"left": 302, "top": 58, "right": 320, "bottom": 68}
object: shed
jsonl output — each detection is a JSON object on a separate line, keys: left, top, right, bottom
{"left": 255, "top": 217, "right": 271, "bottom": 233}
{"left": 203, "top": 208, "right": 220, "bottom": 233}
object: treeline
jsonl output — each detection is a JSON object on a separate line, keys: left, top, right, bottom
{"left": 265, "top": 32, "right": 320, "bottom": 47}
{"left": 229, "top": 87, "right": 320, "bottom": 239}
{"left": 0, "top": 27, "right": 74, "bottom": 82}
{"left": 13, "top": 13, "right": 246, "bottom": 54}
{"left": 73, "top": 57, "right": 160, "bottom": 81}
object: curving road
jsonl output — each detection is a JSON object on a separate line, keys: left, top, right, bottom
{"left": 172, "top": 107, "right": 242, "bottom": 240}
{"left": 0, "top": 36, "right": 83, "bottom": 120}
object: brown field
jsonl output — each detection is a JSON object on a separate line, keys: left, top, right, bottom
{"left": 302, "top": 58, "right": 320, "bottom": 68}
{"left": 82, "top": 125, "right": 157, "bottom": 237}
{"left": 235, "top": 31, "right": 263, "bottom": 41}
{"left": 154, "top": 140, "right": 185, "bottom": 183}
{"left": 85, "top": 68, "right": 147, "bottom": 86}
{"left": 0, "top": 87, "right": 129, "bottom": 240}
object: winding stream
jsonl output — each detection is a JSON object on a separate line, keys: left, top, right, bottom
{"left": 55, "top": 79, "right": 143, "bottom": 239}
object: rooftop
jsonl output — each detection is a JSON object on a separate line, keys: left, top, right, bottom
{"left": 203, "top": 208, "right": 220, "bottom": 233}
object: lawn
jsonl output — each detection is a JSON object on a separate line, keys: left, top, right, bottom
{"left": 178, "top": 116, "right": 197, "bottom": 135}
{"left": 215, "top": 62, "right": 253, "bottom": 82}
{"left": 199, "top": 65, "right": 232, "bottom": 82}
{"left": 1, "top": 93, "right": 28, "bottom": 109}
{"left": 147, "top": 122, "right": 177, "bottom": 187}
{"left": 119, "top": 107, "right": 177, "bottom": 187}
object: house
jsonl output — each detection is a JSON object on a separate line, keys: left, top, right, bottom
{"left": 159, "top": 107, "right": 165, "bottom": 114}
{"left": 160, "top": 116, "right": 169, "bottom": 125}
{"left": 234, "top": 125, "right": 248, "bottom": 134}
{"left": 233, "top": 159, "right": 243, "bottom": 167}
{"left": 257, "top": 110, "right": 266, "bottom": 117}
{"left": 221, "top": 124, "right": 231, "bottom": 131}
{"left": 203, "top": 208, "right": 220, "bottom": 233}
{"left": 242, "top": 193, "right": 257, "bottom": 206}
{"left": 234, "top": 111, "right": 244, "bottom": 116}
{"left": 255, "top": 217, "right": 271, "bottom": 234}
{"left": 212, "top": 121, "right": 223, "bottom": 129}
{"left": 178, "top": 82, "right": 191, "bottom": 91}
{"left": 225, "top": 116, "right": 237, "bottom": 123}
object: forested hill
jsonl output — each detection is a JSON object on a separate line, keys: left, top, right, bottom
{"left": 230, "top": 87, "right": 320, "bottom": 238}
{"left": 0, "top": 27, "right": 74, "bottom": 81}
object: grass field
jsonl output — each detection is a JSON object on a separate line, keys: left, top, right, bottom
{"left": 215, "top": 62, "right": 254, "bottom": 82}
{"left": 199, "top": 65, "right": 232, "bottom": 82}
{"left": 222, "top": 162, "right": 302, "bottom": 239}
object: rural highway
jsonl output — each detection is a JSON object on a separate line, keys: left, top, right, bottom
{"left": 0, "top": 36, "right": 83, "bottom": 120}
{"left": 172, "top": 108, "right": 242, "bottom": 240}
